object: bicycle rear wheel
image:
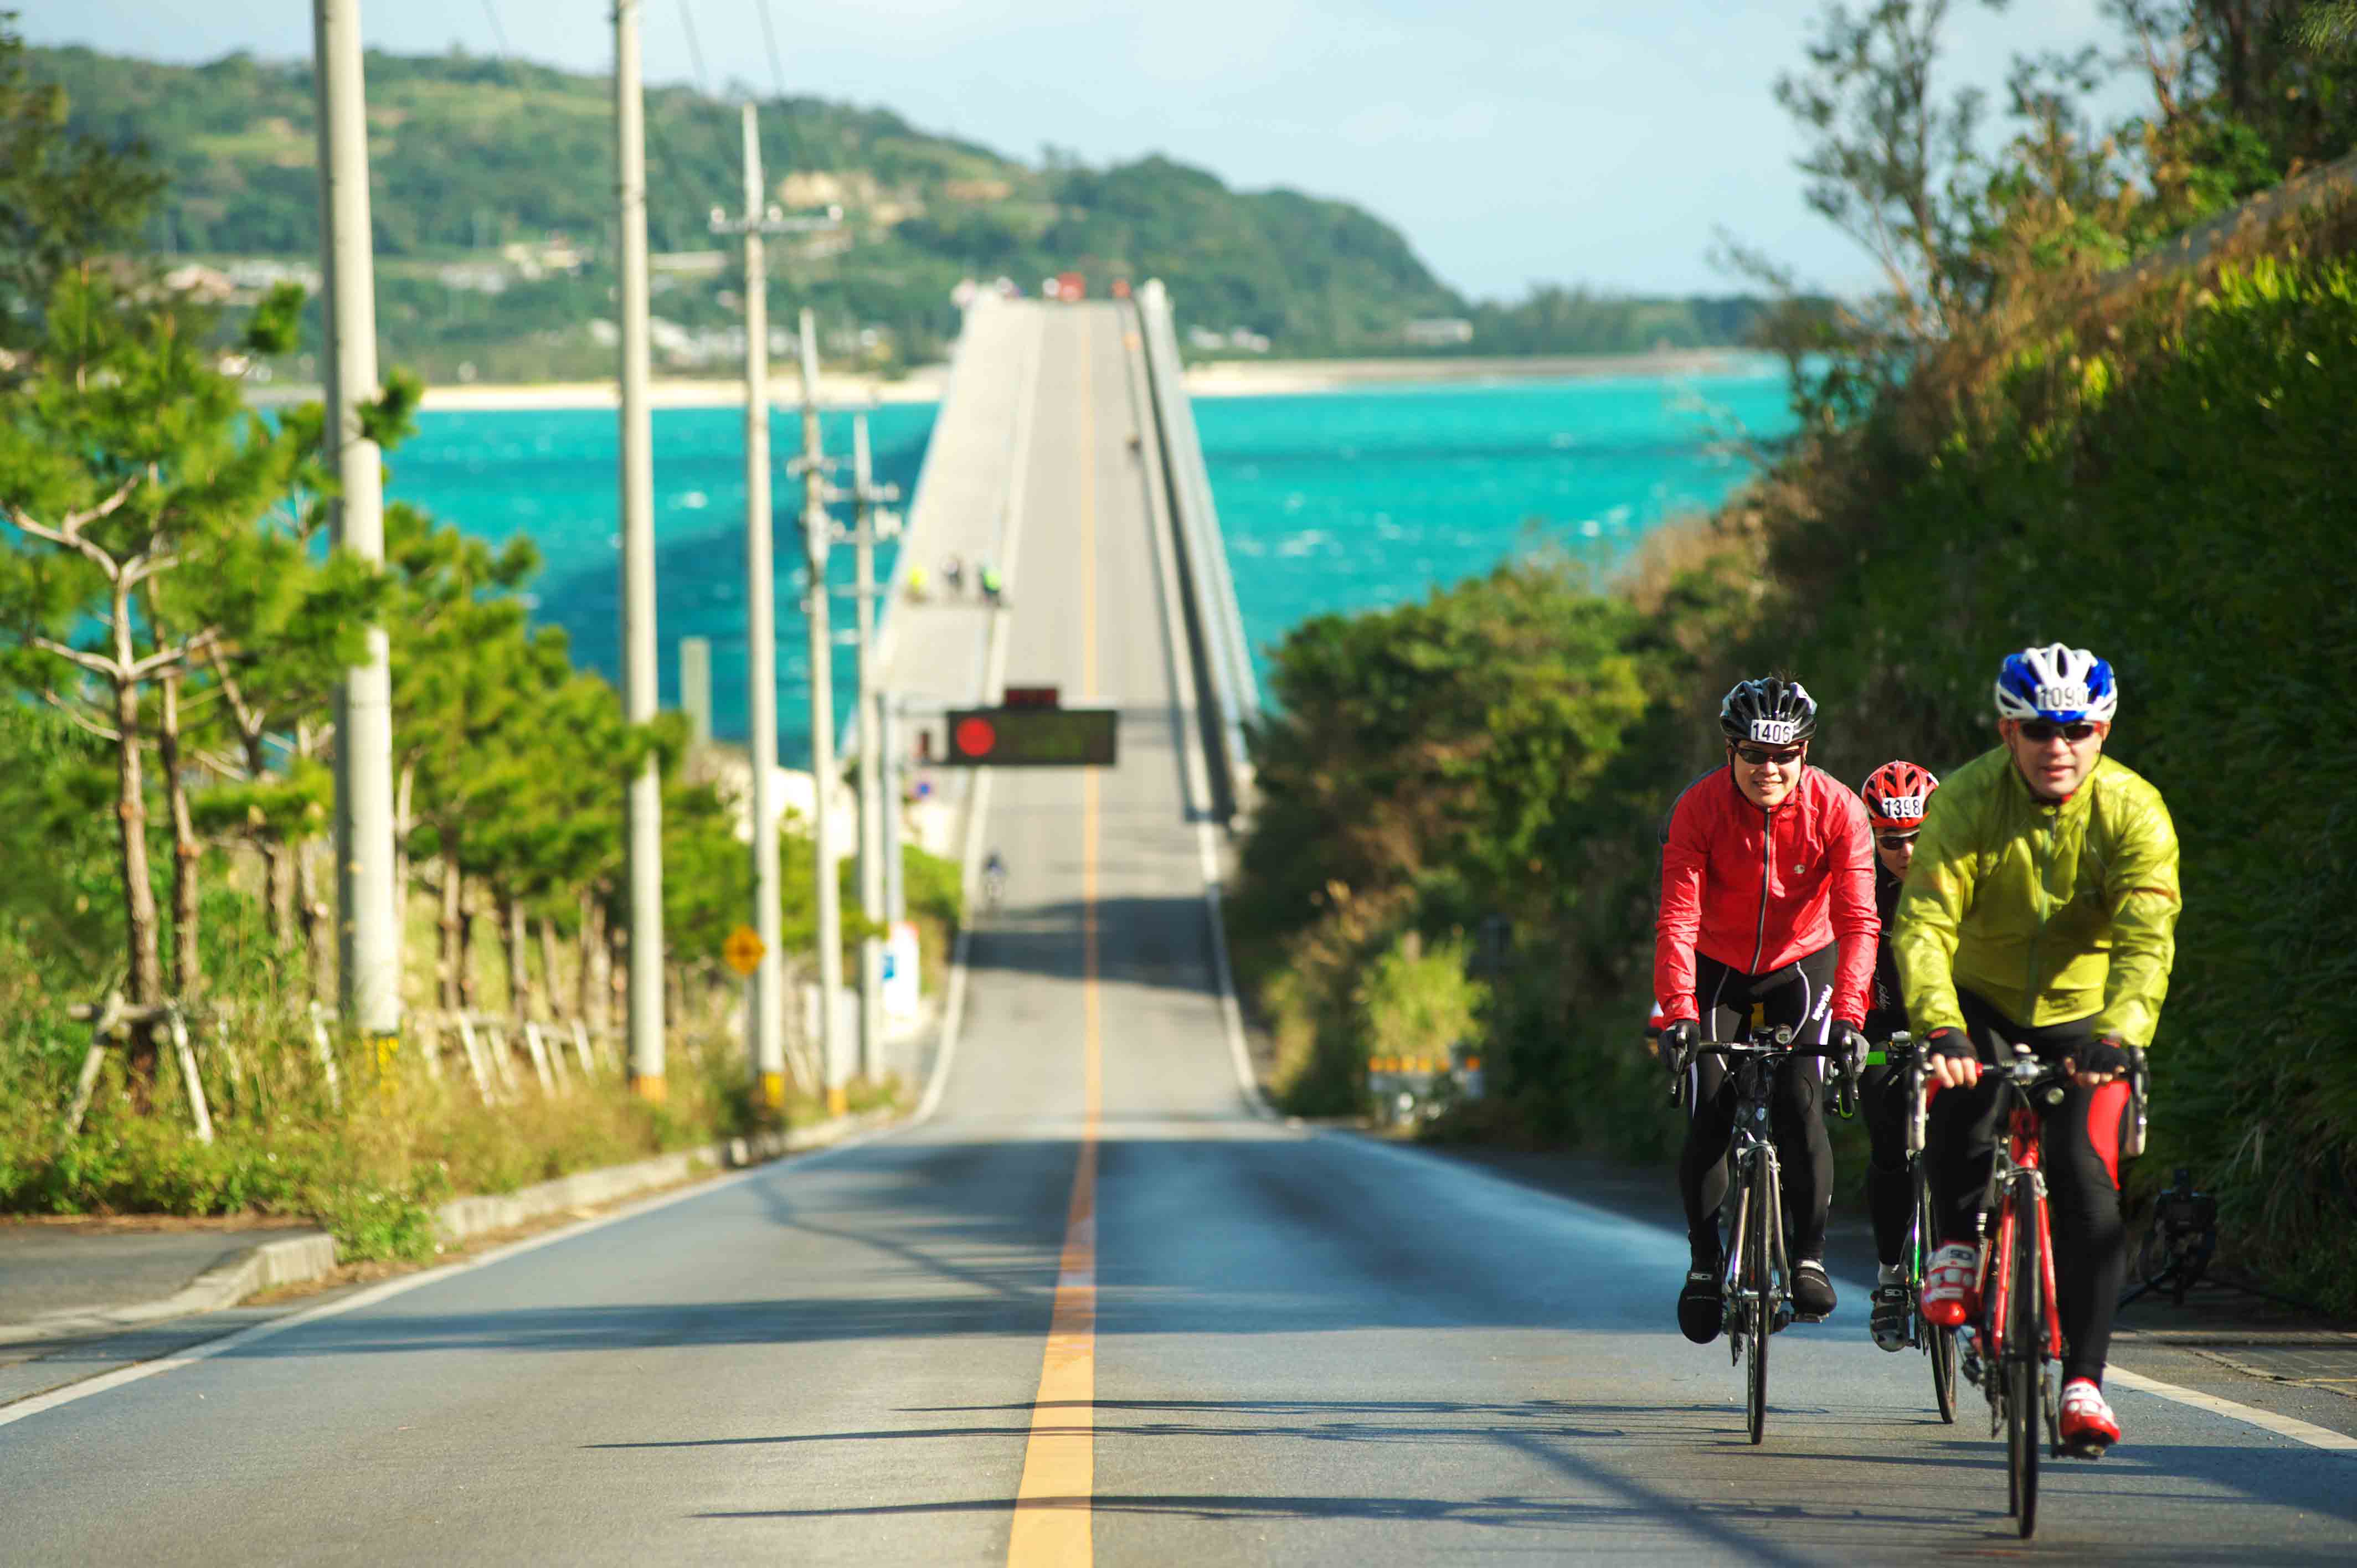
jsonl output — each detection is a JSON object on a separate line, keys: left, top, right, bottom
{"left": 2007, "top": 1198, "right": 2045, "bottom": 1539}
{"left": 1915, "top": 1163, "right": 1958, "bottom": 1423}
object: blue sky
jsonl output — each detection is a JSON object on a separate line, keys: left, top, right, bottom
{"left": 23, "top": 1, "right": 2144, "bottom": 299}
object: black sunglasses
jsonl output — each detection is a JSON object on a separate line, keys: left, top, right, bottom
{"left": 2018, "top": 720, "right": 2101, "bottom": 743}
{"left": 1877, "top": 832, "right": 1919, "bottom": 851}
{"left": 1731, "top": 743, "right": 1805, "bottom": 767}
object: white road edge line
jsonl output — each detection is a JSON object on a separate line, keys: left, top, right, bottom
{"left": 1337, "top": 1128, "right": 2357, "bottom": 1458}
{"left": 0, "top": 1122, "right": 902, "bottom": 1431}
{"left": 2106, "top": 1365, "right": 2357, "bottom": 1454}
{"left": 915, "top": 303, "right": 1043, "bottom": 1127}
{"left": 1116, "top": 305, "right": 1274, "bottom": 1123}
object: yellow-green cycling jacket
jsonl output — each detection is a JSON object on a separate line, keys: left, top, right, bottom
{"left": 1892, "top": 747, "right": 2181, "bottom": 1048}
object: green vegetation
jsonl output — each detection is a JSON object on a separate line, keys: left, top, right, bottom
{"left": 0, "top": 23, "right": 948, "bottom": 1246}
{"left": 1236, "top": 0, "right": 2357, "bottom": 1307}
{"left": 27, "top": 43, "right": 1778, "bottom": 375}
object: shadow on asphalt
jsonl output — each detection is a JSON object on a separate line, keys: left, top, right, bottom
{"left": 670, "top": 1395, "right": 2356, "bottom": 1562}
{"left": 965, "top": 895, "right": 1216, "bottom": 997}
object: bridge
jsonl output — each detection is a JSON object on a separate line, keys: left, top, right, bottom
{"left": 4, "top": 295, "right": 2353, "bottom": 1563}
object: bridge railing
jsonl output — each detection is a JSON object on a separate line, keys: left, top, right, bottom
{"left": 1134, "top": 280, "right": 1259, "bottom": 822}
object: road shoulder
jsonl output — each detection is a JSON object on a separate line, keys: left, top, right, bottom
{"left": 1404, "top": 1138, "right": 2357, "bottom": 1442}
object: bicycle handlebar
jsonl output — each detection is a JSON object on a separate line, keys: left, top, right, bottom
{"left": 1691, "top": 1028, "right": 1847, "bottom": 1060}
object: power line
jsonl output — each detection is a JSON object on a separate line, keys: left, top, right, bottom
{"left": 479, "top": 0, "right": 511, "bottom": 58}
{"left": 677, "top": 0, "right": 710, "bottom": 97}
{"left": 754, "top": 0, "right": 785, "bottom": 100}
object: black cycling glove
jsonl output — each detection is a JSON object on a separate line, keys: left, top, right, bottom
{"left": 1833, "top": 1022, "right": 1871, "bottom": 1080}
{"left": 1659, "top": 1019, "right": 1699, "bottom": 1076}
{"left": 1922, "top": 1026, "right": 1974, "bottom": 1063}
{"left": 2073, "top": 1036, "right": 2133, "bottom": 1078}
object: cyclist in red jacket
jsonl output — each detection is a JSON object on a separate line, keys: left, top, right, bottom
{"left": 1657, "top": 676, "right": 1879, "bottom": 1343}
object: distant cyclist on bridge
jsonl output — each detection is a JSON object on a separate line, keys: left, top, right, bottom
{"left": 1655, "top": 676, "right": 1878, "bottom": 1344}
{"left": 1896, "top": 643, "right": 2180, "bottom": 1458}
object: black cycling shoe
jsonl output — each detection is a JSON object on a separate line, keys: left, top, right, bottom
{"left": 1870, "top": 1282, "right": 1911, "bottom": 1351}
{"left": 1791, "top": 1260, "right": 1837, "bottom": 1320}
{"left": 1677, "top": 1268, "right": 1722, "bottom": 1344}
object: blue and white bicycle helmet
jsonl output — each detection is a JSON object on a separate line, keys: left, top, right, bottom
{"left": 1993, "top": 643, "right": 2118, "bottom": 724}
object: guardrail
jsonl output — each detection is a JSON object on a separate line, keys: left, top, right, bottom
{"left": 59, "top": 995, "right": 631, "bottom": 1142}
{"left": 1134, "top": 280, "right": 1260, "bottom": 823}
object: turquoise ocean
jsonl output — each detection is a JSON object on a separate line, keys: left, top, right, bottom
{"left": 387, "top": 360, "right": 1796, "bottom": 765}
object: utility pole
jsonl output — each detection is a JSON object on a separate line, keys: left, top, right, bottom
{"left": 615, "top": 0, "right": 665, "bottom": 1098}
{"left": 794, "top": 310, "right": 847, "bottom": 1111}
{"left": 879, "top": 694, "right": 905, "bottom": 925}
{"left": 710, "top": 110, "right": 842, "bottom": 1111}
{"left": 850, "top": 414, "right": 900, "bottom": 1081}
{"left": 312, "top": 0, "right": 399, "bottom": 1039}
{"left": 722, "top": 104, "right": 786, "bottom": 1108}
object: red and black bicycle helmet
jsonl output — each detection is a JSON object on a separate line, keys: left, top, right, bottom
{"left": 1860, "top": 760, "right": 1939, "bottom": 829}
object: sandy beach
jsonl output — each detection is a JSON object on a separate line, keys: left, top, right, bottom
{"left": 1180, "top": 347, "right": 1776, "bottom": 397}
{"left": 264, "top": 347, "right": 1777, "bottom": 415}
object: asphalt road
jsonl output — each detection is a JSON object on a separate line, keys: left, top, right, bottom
{"left": 4, "top": 306, "right": 2353, "bottom": 1564}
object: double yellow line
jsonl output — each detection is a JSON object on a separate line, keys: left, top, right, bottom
{"left": 1006, "top": 313, "right": 1103, "bottom": 1566}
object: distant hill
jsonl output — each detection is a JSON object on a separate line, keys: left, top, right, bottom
{"left": 33, "top": 45, "right": 1777, "bottom": 378}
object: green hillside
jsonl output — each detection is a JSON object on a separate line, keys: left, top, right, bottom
{"left": 30, "top": 44, "right": 1773, "bottom": 378}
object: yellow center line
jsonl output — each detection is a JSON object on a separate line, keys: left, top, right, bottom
{"left": 1007, "top": 314, "right": 1102, "bottom": 1566}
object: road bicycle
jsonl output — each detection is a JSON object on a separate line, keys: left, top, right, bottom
{"left": 1953, "top": 1043, "right": 2072, "bottom": 1539}
{"left": 981, "top": 860, "right": 1008, "bottom": 915}
{"left": 1687, "top": 1025, "right": 1845, "bottom": 1445}
{"left": 1865, "top": 1031, "right": 1960, "bottom": 1423}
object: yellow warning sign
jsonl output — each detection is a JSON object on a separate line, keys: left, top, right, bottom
{"left": 723, "top": 925, "right": 766, "bottom": 977}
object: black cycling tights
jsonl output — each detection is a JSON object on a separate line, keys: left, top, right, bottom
{"left": 1857, "top": 1062, "right": 1914, "bottom": 1267}
{"left": 1928, "top": 987, "right": 2134, "bottom": 1387}
{"left": 1677, "top": 946, "right": 1838, "bottom": 1265}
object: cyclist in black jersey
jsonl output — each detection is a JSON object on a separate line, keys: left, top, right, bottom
{"left": 1856, "top": 760, "right": 1939, "bottom": 1351}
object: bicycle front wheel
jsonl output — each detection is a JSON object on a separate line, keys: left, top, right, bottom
{"left": 2007, "top": 1195, "right": 2045, "bottom": 1539}
{"left": 1916, "top": 1163, "right": 1958, "bottom": 1423}
{"left": 1746, "top": 1156, "right": 1776, "bottom": 1445}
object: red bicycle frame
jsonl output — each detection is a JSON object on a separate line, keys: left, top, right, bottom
{"left": 1977, "top": 1098, "right": 2064, "bottom": 1361}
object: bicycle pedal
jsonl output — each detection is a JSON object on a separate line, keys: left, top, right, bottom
{"left": 2062, "top": 1435, "right": 2112, "bottom": 1461}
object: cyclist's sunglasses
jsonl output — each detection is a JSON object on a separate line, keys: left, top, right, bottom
{"left": 1877, "top": 831, "right": 1919, "bottom": 851}
{"left": 1731, "top": 742, "right": 1805, "bottom": 767}
{"left": 2016, "top": 720, "right": 2102, "bottom": 743}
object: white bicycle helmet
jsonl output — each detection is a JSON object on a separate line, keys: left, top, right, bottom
{"left": 1993, "top": 643, "right": 2119, "bottom": 724}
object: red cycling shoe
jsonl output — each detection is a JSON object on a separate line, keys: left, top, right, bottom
{"left": 1920, "top": 1242, "right": 1979, "bottom": 1328}
{"left": 2060, "top": 1379, "right": 2121, "bottom": 1457}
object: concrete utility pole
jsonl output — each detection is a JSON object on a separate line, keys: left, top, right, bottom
{"left": 678, "top": 635, "right": 713, "bottom": 750}
{"left": 879, "top": 694, "right": 905, "bottom": 925}
{"left": 312, "top": 0, "right": 400, "bottom": 1038}
{"left": 718, "top": 104, "right": 786, "bottom": 1109}
{"left": 615, "top": 0, "right": 665, "bottom": 1098}
{"left": 795, "top": 310, "right": 847, "bottom": 1109}
{"left": 709, "top": 110, "right": 842, "bottom": 1110}
{"left": 850, "top": 413, "right": 900, "bottom": 1081}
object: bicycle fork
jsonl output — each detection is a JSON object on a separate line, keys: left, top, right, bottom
{"left": 1723, "top": 1141, "right": 1793, "bottom": 1344}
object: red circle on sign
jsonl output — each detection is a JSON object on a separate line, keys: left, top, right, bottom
{"left": 955, "top": 716, "right": 997, "bottom": 758}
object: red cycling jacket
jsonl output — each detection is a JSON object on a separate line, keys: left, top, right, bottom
{"left": 1654, "top": 765, "right": 1879, "bottom": 1027}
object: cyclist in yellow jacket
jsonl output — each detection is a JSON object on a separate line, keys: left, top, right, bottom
{"left": 1893, "top": 643, "right": 2180, "bottom": 1458}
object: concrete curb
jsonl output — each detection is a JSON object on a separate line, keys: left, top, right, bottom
{"left": 0, "top": 1232, "right": 337, "bottom": 1348}
{"left": 434, "top": 1108, "right": 898, "bottom": 1246}
{"left": 0, "top": 1107, "right": 897, "bottom": 1347}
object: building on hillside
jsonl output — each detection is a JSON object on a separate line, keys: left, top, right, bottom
{"left": 163, "top": 265, "right": 233, "bottom": 303}
{"left": 1404, "top": 317, "right": 1474, "bottom": 347}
